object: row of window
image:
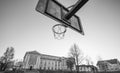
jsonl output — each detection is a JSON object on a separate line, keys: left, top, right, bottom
{"left": 78, "top": 67, "right": 91, "bottom": 72}
{"left": 40, "top": 59, "right": 62, "bottom": 70}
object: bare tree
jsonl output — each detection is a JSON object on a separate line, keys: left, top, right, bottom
{"left": 68, "top": 44, "right": 85, "bottom": 65}
{"left": 85, "top": 56, "right": 93, "bottom": 65}
{"left": 96, "top": 56, "right": 102, "bottom": 61}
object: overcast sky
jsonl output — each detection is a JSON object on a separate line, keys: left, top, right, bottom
{"left": 0, "top": 0, "right": 120, "bottom": 65}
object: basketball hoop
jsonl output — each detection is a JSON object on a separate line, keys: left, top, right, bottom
{"left": 52, "top": 24, "right": 67, "bottom": 40}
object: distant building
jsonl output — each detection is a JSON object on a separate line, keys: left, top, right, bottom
{"left": 76, "top": 65, "right": 98, "bottom": 73}
{"left": 23, "top": 51, "right": 75, "bottom": 70}
{"left": 14, "top": 61, "right": 23, "bottom": 69}
{"left": 97, "top": 59, "right": 120, "bottom": 72}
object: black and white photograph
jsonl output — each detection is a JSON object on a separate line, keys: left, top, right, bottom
{"left": 0, "top": 0, "right": 120, "bottom": 73}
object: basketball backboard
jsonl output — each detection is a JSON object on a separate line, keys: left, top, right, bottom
{"left": 36, "top": 0, "right": 84, "bottom": 35}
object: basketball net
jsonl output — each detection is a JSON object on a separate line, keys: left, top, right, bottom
{"left": 52, "top": 24, "right": 67, "bottom": 40}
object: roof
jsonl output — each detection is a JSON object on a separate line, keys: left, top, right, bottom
{"left": 107, "top": 59, "right": 119, "bottom": 64}
{"left": 27, "top": 50, "right": 41, "bottom": 55}
{"left": 25, "top": 50, "right": 67, "bottom": 60}
{"left": 97, "top": 59, "right": 120, "bottom": 65}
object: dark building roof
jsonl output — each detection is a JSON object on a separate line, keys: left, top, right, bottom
{"left": 97, "top": 59, "right": 120, "bottom": 65}
{"left": 107, "top": 59, "right": 119, "bottom": 64}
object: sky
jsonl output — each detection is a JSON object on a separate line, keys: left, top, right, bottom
{"left": 0, "top": 0, "right": 120, "bottom": 65}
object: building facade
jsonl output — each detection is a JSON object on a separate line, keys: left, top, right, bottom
{"left": 23, "top": 51, "right": 74, "bottom": 70}
{"left": 97, "top": 59, "right": 120, "bottom": 72}
{"left": 14, "top": 61, "right": 23, "bottom": 69}
{"left": 76, "top": 65, "right": 98, "bottom": 72}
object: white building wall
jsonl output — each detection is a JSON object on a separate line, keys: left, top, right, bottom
{"left": 59, "top": 62, "right": 62, "bottom": 70}
{"left": 35, "top": 56, "right": 41, "bottom": 69}
{"left": 23, "top": 54, "right": 30, "bottom": 69}
{"left": 23, "top": 51, "right": 72, "bottom": 71}
{"left": 46, "top": 60, "right": 49, "bottom": 70}
{"left": 53, "top": 61, "right": 55, "bottom": 70}
{"left": 42, "top": 60, "right": 45, "bottom": 69}
{"left": 40, "top": 59, "right": 44, "bottom": 69}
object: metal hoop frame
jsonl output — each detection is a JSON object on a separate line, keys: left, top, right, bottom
{"left": 52, "top": 24, "right": 67, "bottom": 34}
{"left": 52, "top": 24, "right": 67, "bottom": 40}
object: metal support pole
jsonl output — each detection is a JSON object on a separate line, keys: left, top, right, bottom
{"left": 64, "top": 0, "right": 89, "bottom": 20}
